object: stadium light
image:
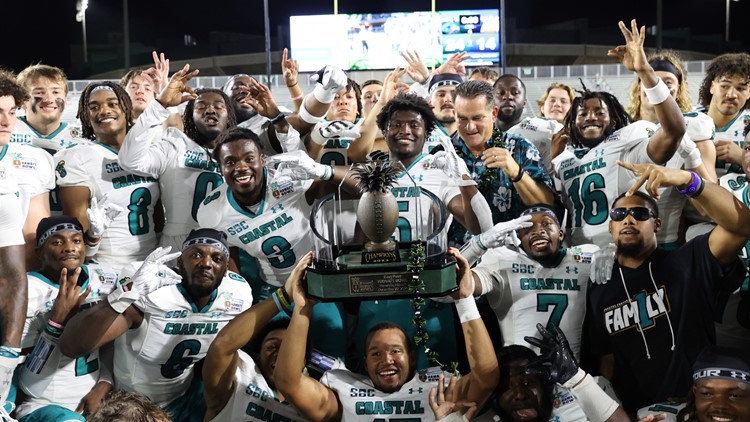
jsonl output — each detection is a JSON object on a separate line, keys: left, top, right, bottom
{"left": 726, "top": 0, "right": 740, "bottom": 43}
{"left": 75, "top": 0, "right": 88, "bottom": 62}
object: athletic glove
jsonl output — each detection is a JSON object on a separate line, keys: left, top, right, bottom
{"left": 107, "top": 247, "right": 182, "bottom": 313}
{"left": 86, "top": 194, "right": 125, "bottom": 239}
{"left": 310, "top": 120, "right": 362, "bottom": 145}
{"left": 266, "top": 150, "right": 333, "bottom": 184}
{"left": 590, "top": 243, "right": 616, "bottom": 285}
{"left": 523, "top": 323, "right": 580, "bottom": 385}
{"left": 460, "top": 215, "right": 532, "bottom": 264}
{"left": 310, "top": 65, "right": 348, "bottom": 103}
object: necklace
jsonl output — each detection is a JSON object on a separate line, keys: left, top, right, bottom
{"left": 455, "top": 128, "right": 506, "bottom": 191}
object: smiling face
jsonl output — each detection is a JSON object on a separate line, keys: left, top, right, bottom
{"left": 218, "top": 138, "right": 266, "bottom": 205}
{"left": 125, "top": 73, "right": 155, "bottom": 116}
{"left": 710, "top": 74, "right": 750, "bottom": 118}
{"left": 0, "top": 96, "right": 18, "bottom": 145}
{"left": 178, "top": 244, "right": 227, "bottom": 298}
{"left": 574, "top": 97, "right": 612, "bottom": 148}
{"left": 519, "top": 213, "right": 563, "bottom": 263}
{"left": 39, "top": 230, "right": 85, "bottom": 277}
{"left": 694, "top": 379, "right": 750, "bottom": 422}
{"left": 540, "top": 88, "right": 571, "bottom": 123}
{"left": 327, "top": 87, "right": 358, "bottom": 122}
{"left": 385, "top": 110, "right": 427, "bottom": 162}
{"left": 226, "top": 75, "right": 257, "bottom": 122}
{"left": 87, "top": 89, "right": 127, "bottom": 141}
{"left": 430, "top": 85, "right": 457, "bottom": 124}
{"left": 364, "top": 328, "right": 416, "bottom": 393}
{"left": 192, "top": 92, "right": 229, "bottom": 141}
{"left": 25, "top": 76, "right": 67, "bottom": 127}
{"left": 498, "top": 359, "right": 544, "bottom": 422}
{"left": 456, "top": 95, "right": 498, "bottom": 152}
{"left": 608, "top": 195, "right": 660, "bottom": 258}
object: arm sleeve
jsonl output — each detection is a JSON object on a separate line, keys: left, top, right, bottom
{"left": 19, "top": 323, "right": 64, "bottom": 398}
{"left": 471, "top": 250, "right": 510, "bottom": 297}
{"left": 118, "top": 100, "right": 175, "bottom": 178}
{"left": 97, "top": 342, "right": 114, "bottom": 385}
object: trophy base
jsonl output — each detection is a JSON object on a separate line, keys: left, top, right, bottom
{"left": 307, "top": 245, "right": 457, "bottom": 302}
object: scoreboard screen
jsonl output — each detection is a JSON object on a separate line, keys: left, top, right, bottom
{"left": 290, "top": 9, "right": 500, "bottom": 72}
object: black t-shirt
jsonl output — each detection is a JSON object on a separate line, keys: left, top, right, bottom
{"left": 586, "top": 233, "right": 744, "bottom": 413}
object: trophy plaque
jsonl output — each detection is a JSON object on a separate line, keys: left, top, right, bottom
{"left": 306, "top": 160, "right": 457, "bottom": 301}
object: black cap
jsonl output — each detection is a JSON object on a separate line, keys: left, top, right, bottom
{"left": 36, "top": 216, "right": 84, "bottom": 248}
{"left": 428, "top": 73, "right": 464, "bottom": 95}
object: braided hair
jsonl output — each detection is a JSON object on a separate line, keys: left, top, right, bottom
{"left": 563, "top": 82, "right": 632, "bottom": 149}
{"left": 182, "top": 88, "right": 237, "bottom": 146}
{"left": 76, "top": 81, "right": 134, "bottom": 141}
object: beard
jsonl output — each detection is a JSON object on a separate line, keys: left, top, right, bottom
{"left": 616, "top": 239, "right": 644, "bottom": 257}
{"left": 497, "top": 107, "right": 523, "bottom": 125}
{"left": 234, "top": 104, "right": 257, "bottom": 123}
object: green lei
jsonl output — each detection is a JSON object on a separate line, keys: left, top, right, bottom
{"left": 454, "top": 128, "right": 506, "bottom": 191}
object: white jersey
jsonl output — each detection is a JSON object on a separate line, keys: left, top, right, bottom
{"left": 713, "top": 109, "right": 750, "bottom": 177}
{"left": 197, "top": 171, "right": 314, "bottom": 287}
{"left": 114, "top": 263, "right": 253, "bottom": 406}
{"left": 120, "top": 101, "right": 224, "bottom": 241}
{"left": 210, "top": 351, "right": 309, "bottom": 422}
{"left": 423, "top": 123, "right": 452, "bottom": 154}
{"left": 313, "top": 118, "right": 361, "bottom": 167}
{"left": 16, "top": 264, "right": 118, "bottom": 418}
{"left": 472, "top": 245, "right": 596, "bottom": 359}
{"left": 54, "top": 142, "right": 160, "bottom": 269}
{"left": 637, "top": 401, "right": 686, "bottom": 422}
{"left": 715, "top": 172, "right": 750, "bottom": 350}
{"left": 0, "top": 143, "right": 55, "bottom": 217}
{"left": 656, "top": 112, "right": 715, "bottom": 246}
{"left": 553, "top": 120, "right": 656, "bottom": 246}
{"left": 0, "top": 144, "right": 24, "bottom": 247}
{"left": 10, "top": 117, "right": 88, "bottom": 216}
{"left": 392, "top": 153, "right": 462, "bottom": 242}
{"left": 321, "top": 367, "right": 449, "bottom": 421}
{"left": 507, "top": 117, "right": 563, "bottom": 177}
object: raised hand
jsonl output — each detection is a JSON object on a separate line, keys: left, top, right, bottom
{"left": 142, "top": 51, "right": 170, "bottom": 96}
{"left": 266, "top": 150, "right": 332, "bottom": 183}
{"left": 607, "top": 19, "right": 648, "bottom": 73}
{"left": 240, "top": 78, "right": 281, "bottom": 119}
{"left": 156, "top": 63, "right": 199, "bottom": 108}
{"left": 617, "top": 160, "right": 693, "bottom": 199}
{"left": 429, "top": 374, "right": 477, "bottom": 421}
{"left": 378, "top": 67, "right": 409, "bottom": 105}
{"left": 281, "top": 48, "right": 300, "bottom": 88}
{"left": 310, "top": 120, "right": 362, "bottom": 145}
{"left": 401, "top": 50, "right": 430, "bottom": 84}
{"left": 436, "top": 52, "right": 469, "bottom": 76}
{"left": 523, "top": 323, "right": 579, "bottom": 385}
{"left": 107, "top": 247, "right": 182, "bottom": 313}
{"left": 50, "top": 267, "right": 90, "bottom": 325}
{"left": 284, "top": 252, "right": 313, "bottom": 309}
{"left": 86, "top": 194, "right": 125, "bottom": 239}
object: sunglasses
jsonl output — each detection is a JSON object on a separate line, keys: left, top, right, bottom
{"left": 609, "top": 207, "right": 656, "bottom": 222}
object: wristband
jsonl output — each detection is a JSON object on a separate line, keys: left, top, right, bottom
{"left": 298, "top": 99, "right": 324, "bottom": 124}
{"left": 272, "top": 291, "right": 286, "bottom": 313}
{"left": 286, "top": 82, "right": 298, "bottom": 88}
{"left": 455, "top": 297, "right": 481, "bottom": 323}
{"left": 566, "top": 371, "right": 619, "bottom": 422}
{"left": 674, "top": 170, "right": 704, "bottom": 198}
{"left": 276, "top": 287, "right": 291, "bottom": 308}
{"left": 269, "top": 113, "right": 286, "bottom": 124}
{"left": 458, "top": 178, "right": 477, "bottom": 187}
{"left": 510, "top": 167, "right": 525, "bottom": 183}
{"left": 0, "top": 346, "right": 20, "bottom": 359}
{"left": 643, "top": 78, "right": 671, "bottom": 105}
{"left": 318, "top": 165, "right": 334, "bottom": 181}
{"left": 47, "top": 319, "right": 65, "bottom": 330}
{"left": 290, "top": 93, "right": 305, "bottom": 101}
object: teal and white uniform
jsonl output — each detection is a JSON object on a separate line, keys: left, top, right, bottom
{"left": 0, "top": 142, "right": 54, "bottom": 224}
{"left": 713, "top": 109, "right": 750, "bottom": 177}
{"left": 119, "top": 101, "right": 224, "bottom": 251}
{"left": 637, "top": 401, "right": 686, "bottom": 422}
{"left": 472, "top": 245, "right": 596, "bottom": 360}
{"left": 113, "top": 263, "right": 253, "bottom": 408}
{"left": 424, "top": 122, "right": 453, "bottom": 154}
{"left": 507, "top": 116, "right": 563, "bottom": 177}
{"left": 10, "top": 117, "right": 86, "bottom": 216}
{"left": 313, "top": 118, "right": 362, "bottom": 167}
{"left": 0, "top": 145, "right": 24, "bottom": 247}
{"left": 715, "top": 172, "right": 750, "bottom": 351}
{"left": 209, "top": 351, "right": 309, "bottom": 422}
{"left": 54, "top": 142, "right": 160, "bottom": 270}
{"left": 16, "top": 264, "right": 118, "bottom": 421}
{"left": 553, "top": 120, "right": 657, "bottom": 247}
{"left": 321, "top": 367, "right": 449, "bottom": 422}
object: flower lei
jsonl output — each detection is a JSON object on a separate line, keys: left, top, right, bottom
{"left": 408, "top": 242, "right": 458, "bottom": 374}
{"left": 455, "top": 128, "right": 506, "bottom": 192}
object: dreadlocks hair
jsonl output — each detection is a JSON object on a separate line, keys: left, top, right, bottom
{"left": 182, "top": 88, "right": 237, "bottom": 146}
{"left": 76, "top": 81, "right": 134, "bottom": 141}
{"left": 698, "top": 52, "right": 750, "bottom": 110}
{"left": 0, "top": 69, "right": 30, "bottom": 108}
{"left": 627, "top": 50, "right": 692, "bottom": 121}
{"left": 376, "top": 92, "right": 437, "bottom": 135}
{"left": 563, "top": 81, "right": 632, "bottom": 149}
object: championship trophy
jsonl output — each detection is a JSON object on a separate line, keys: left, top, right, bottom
{"left": 306, "top": 159, "right": 457, "bottom": 301}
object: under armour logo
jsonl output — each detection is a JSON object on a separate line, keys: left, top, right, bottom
{"left": 593, "top": 148, "right": 605, "bottom": 157}
{"left": 271, "top": 204, "right": 285, "bottom": 214}
{"left": 408, "top": 387, "right": 423, "bottom": 394}
{"left": 565, "top": 266, "right": 579, "bottom": 274}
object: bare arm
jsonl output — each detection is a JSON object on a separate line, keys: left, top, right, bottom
{"left": 59, "top": 186, "right": 92, "bottom": 231}
{"left": 59, "top": 300, "right": 139, "bottom": 358}
{"left": 447, "top": 187, "right": 484, "bottom": 234}
{"left": 204, "top": 254, "right": 313, "bottom": 421}
{"left": 695, "top": 140, "right": 718, "bottom": 183}
{"left": 0, "top": 244, "right": 26, "bottom": 348}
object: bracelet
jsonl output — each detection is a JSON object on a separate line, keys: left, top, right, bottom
{"left": 276, "top": 287, "right": 291, "bottom": 308}
{"left": 47, "top": 319, "right": 65, "bottom": 330}
{"left": 290, "top": 93, "right": 305, "bottom": 101}
{"left": 286, "top": 82, "right": 298, "bottom": 88}
{"left": 643, "top": 78, "right": 671, "bottom": 105}
{"left": 674, "top": 170, "right": 705, "bottom": 198}
{"left": 510, "top": 167, "right": 525, "bottom": 183}
{"left": 269, "top": 113, "right": 286, "bottom": 124}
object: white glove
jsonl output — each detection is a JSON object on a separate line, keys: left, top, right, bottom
{"left": 86, "top": 194, "right": 125, "bottom": 239}
{"left": 266, "top": 150, "right": 332, "bottom": 184}
{"left": 677, "top": 135, "right": 702, "bottom": 169}
{"left": 107, "top": 247, "right": 182, "bottom": 313}
{"left": 460, "top": 215, "right": 533, "bottom": 264}
{"left": 590, "top": 243, "right": 616, "bottom": 285}
{"left": 310, "top": 65, "right": 348, "bottom": 103}
{"left": 310, "top": 120, "right": 362, "bottom": 145}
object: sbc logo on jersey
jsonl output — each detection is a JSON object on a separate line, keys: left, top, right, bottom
{"left": 56, "top": 160, "right": 67, "bottom": 178}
